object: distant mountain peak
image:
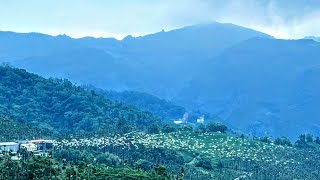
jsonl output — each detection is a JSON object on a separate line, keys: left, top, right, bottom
{"left": 304, "top": 36, "right": 320, "bottom": 42}
{"left": 55, "top": 34, "right": 71, "bottom": 38}
{"left": 122, "top": 35, "right": 135, "bottom": 41}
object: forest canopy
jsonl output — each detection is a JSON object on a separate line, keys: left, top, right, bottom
{"left": 0, "top": 65, "right": 162, "bottom": 135}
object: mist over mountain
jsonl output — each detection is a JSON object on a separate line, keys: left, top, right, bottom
{"left": 1, "top": 22, "right": 319, "bottom": 138}
{"left": 3, "top": 0, "right": 320, "bottom": 178}
{"left": 305, "top": 36, "right": 320, "bottom": 42}
{"left": 0, "top": 22, "right": 271, "bottom": 97}
{"left": 176, "top": 38, "right": 320, "bottom": 139}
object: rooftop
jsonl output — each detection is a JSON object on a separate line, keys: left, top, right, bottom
{"left": 0, "top": 142, "right": 19, "bottom": 146}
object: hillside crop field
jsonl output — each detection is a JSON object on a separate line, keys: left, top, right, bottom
{"left": 56, "top": 132, "right": 320, "bottom": 179}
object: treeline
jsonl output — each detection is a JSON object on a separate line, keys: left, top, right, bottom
{"left": 256, "top": 133, "right": 320, "bottom": 148}
{"left": 0, "top": 155, "right": 177, "bottom": 180}
{"left": 0, "top": 65, "right": 163, "bottom": 136}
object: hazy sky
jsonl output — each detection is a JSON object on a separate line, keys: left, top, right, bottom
{"left": 1, "top": 0, "right": 320, "bottom": 39}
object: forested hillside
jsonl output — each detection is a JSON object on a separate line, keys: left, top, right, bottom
{"left": 1, "top": 67, "right": 320, "bottom": 179}
{"left": 2, "top": 23, "right": 320, "bottom": 140}
{"left": 99, "top": 90, "right": 186, "bottom": 120}
{"left": 0, "top": 65, "right": 162, "bottom": 135}
{"left": 89, "top": 89, "right": 221, "bottom": 124}
{"left": 0, "top": 115, "right": 50, "bottom": 141}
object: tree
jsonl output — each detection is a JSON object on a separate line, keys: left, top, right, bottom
{"left": 274, "top": 136, "right": 292, "bottom": 146}
{"left": 161, "top": 124, "right": 176, "bottom": 133}
{"left": 259, "top": 136, "right": 272, "bottom": 144}
{"left": 295, "top": 134, "right": 308, "bottom": 148}
{"left": 96, "top": 152, "right": 121, "bottom": 167}
{"left": 206, "top": 122, "right": 228, "bottom": 133}
{"left": 216, "top": 160, "right": 224, "bottom": 170}
{"left": 0, "top": 66, "right": 163, "bottom": 137}
{"left": 154, "top": 165, "right": 170, "bottom": 178}
{"left": 179, "top": 125, "right": 193, "bottom": 132}
{"left": 195, "top": 124, "right": 206, "bottom": 133}
{"left": 178, "top": 167, "right": 184, "bottom": 180}
{"left": 195, "top": 157, "right": 213, "bottom": 170}
{"left": 306, "top": 134, "right": 314, "bottom": 143}
{"left": 136, "top": 159, "right": 153, "bottom": 171}
{"left": 239, "top": 134, "right": 245, "bottom": 139}
{"left": 147, "top": 124, "right": 160, "bottom": 134}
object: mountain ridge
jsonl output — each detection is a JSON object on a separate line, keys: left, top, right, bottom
{"left": 175, "top": 38, "right": 320, "bottom": 139}
{"left": 0, "top": 22, "right": 272, "bottom": 99}
{"left": 1, "top": 22, "right": 319, "bottom": 139}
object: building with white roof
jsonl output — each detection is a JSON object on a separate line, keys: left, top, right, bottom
{"left": 20, "top": 143, "right": 37, "bottom": 152}
{"left": 0, "top": 142, "right": 19, "bottom": 153}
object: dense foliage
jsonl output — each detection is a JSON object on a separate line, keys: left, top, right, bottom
{"left": 0, "top": 115, "right": 49, "bottom": 141}
{"left": 2, "top": 67, "right": 320, "bottom": 179}
{"left": 0, "top": 66, "right": 162, "bottom": 135}
{"left": 52, "top": 131, "right": 320, "bottom": 179}
{"left": 0, "top": 155, "right": 174, "bottom": 180}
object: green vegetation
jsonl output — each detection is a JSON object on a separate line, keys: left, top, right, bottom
{"left": 0, "top": 155, "right": 172, "bottom": 179}
{"left": 0, "top": 115, "right": 49, "bottom": 141}
{"left": 55, "top": 131, "right": 320, "bottom": 179}
{"left": 91, "top": 89, "right": 221, "bottom": 123}
{"left": 0, "top": 65, "right": 162, "bottom": 135}
{"left": 1, "top": 66, "right": 320, "bottom": 179}
{"left": 100, "top": 90, "right": 186, "bottom": 120}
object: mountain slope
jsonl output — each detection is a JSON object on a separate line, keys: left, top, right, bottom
{"left": 12, "top": 48, "right": 131, "bottom": 89}
{"left": 0, "top": 115, "right": 50, "bottom": 141}
{"left": 0, "top": 66, "right": 162, "bottom": 135}
{"left": 122, "top": 22, "right": 272, "bottom": 54}
{"left": 176, "top": 38, "right": 320, "bottom": 139}
{"left": 58, "top": 131, "right": 320, "bottom": 179}
{"left": 305, "top": 36, "right": 320, "bottom": 42}
{"left": 96, "top": 90, "right": 186, "bottom": 121}
{"left": 0, "top": 31, "right": 121, "bottom": 59}
{"left": 90, "top": 89, "right": 222, "bottom": 124}
{"left": 1, "top": 23, "right": 272, "bottom": 98}
{"left": 0, "top": 31, "right": 79, "bottom": 59}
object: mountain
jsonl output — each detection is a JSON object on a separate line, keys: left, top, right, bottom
{"left": 94, "top": 90, "right": 187, "bottom": 120}
{"left": 176, "top": 38, "right": 320, "bottom": 139}
{"left": 0, "top": 115, "right": 50, "bottom": 141}
{"left": 0, "top": 22, "right": 272, "bottom": 98}
{"left": 121, "top": 23, "right": 272, "bottom": 54}
{"left": 0, "top": 31, "right": 78, "bottom": 59}
{"left": 0, "top": 31, "right": 121, "bottom": 59}
{"left": 5, "top": 23, "right": 320, "bottom": 138}
{"left": 0, "top": 65, "right": 162, "bottom": 135}
{"left": 305, "top": 36, "right": 320, "bottom": 42}
{"left": 12, "top": 48, "right": 131, "bottom": 89}
{"left": 88, "top": 89, "right": 222, "bottom": 124}
{"left": 2, "top": 55, "right": 320, "bottom": 179}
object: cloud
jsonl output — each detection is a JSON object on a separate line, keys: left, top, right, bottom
{"left": 0, "top": 0, "right": 319, "bottom": 39}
